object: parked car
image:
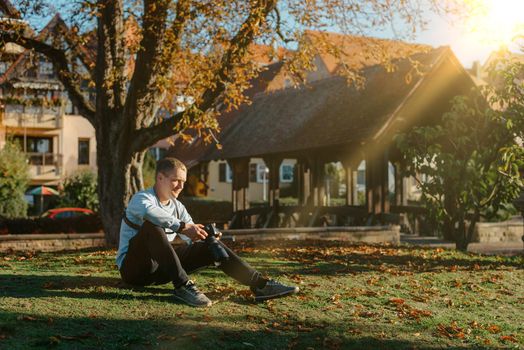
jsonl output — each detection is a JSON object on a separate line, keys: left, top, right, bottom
{"left": 41, "top": 207, "right": 95, "bottom": 219}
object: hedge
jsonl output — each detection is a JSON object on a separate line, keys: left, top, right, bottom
{"left": 0, "top": 198, "right": 234, "bottom": 235}
{"left": 180, "top": 197, "right": 233, "bottom": 227}
{"left": 0, "top": 215, "right": 103, "bottom": 235}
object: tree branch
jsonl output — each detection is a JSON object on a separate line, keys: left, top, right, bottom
{"left": 131, "top": 0, "right": 277, "bottom": 153}
{"left": 0, "top": 31, "right": 96, "bottom": 125}
{"left": 95, "top": 0, "right": 126, "bottom": 119}
{"left": 273, "top": 6, "right": 292, "bottom": 44}
{"left": 124, "top": 0, "right": 192, "bottom": 130}
{"left": 198, "top": 0, "right": 277, "bottom": 113}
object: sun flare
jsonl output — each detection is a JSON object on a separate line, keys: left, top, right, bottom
{"left": 464, "top": 0, "right": 524, "bottom": 46}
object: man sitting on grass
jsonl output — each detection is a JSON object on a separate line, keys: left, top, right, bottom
{"left": 116, "top": 157, "right": 299, "bottom": 307}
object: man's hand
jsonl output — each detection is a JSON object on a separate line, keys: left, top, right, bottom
{"left": 181, "top": 223, "right": 208, "bottom": 242}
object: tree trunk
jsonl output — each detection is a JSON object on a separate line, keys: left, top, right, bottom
{"left": 455, "top": 210, "right": 480, "bottom": 252}
{"left": 129, "top": 151, "right": 146, "bottom": 194}
{"left": 455, "top": 216, "right": 468, "bottom": 252}
{"left": 96, "top": 136, "right": 137, "bottom": 246}
{"left": 442, "top": 217, "right": 455, "bottom": 242}
{"left": 442, "top": 179, "right": 456, "bottom": 241}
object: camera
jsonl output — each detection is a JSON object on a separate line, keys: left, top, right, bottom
{"left": 203, "top": 223, "right": 229, "bottom": 265}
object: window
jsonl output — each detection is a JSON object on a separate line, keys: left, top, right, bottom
{"left": 13, "top": 136, "right": 54, "bottom": 165}
{"left": 357, "top": 170, "right": 366, "bottom": 185}
{"left": 249, "top": 163, "right": 258, "bottom": 182}
{"left": 218, "top": 162, "right": 232, "bottom": 183}
{"left": 149, "top": 147, "right": 166, "bottom": 161}
{"left": 13, "top": 136, "right": 52, "bottom": 153}
{"left": 78, "top": 139, "right": 90, "bottom": 165}
{"left": 280, "top": 164, "right": 294, "bottom": 183}
{"left": 256, "top": 164, "right": 268, "bottom": 183}
{"left": 39, "top": 61, "right": 54, "bottom": 76}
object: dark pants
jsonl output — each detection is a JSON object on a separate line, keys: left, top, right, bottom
{"left": 119, "top": 221, "right": 262, "bottom": 288}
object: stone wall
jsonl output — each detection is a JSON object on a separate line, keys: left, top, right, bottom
{"left": 223, "top": 225, "right": 401, "bottom": 244}
{"left": 474, "top": 219, "right": 524, "bottom": 243}
{"left": 0, "top": 233, "right": 106, "bottom": 252}
{"left": 0, "top": 226, "right": 400, "bottom": 252}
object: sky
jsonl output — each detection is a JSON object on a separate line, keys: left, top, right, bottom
{"left": 407, "top": 11, "right": 520, "bottom": 68}
{"left": 25, "top": 0, "right": 524, "bottom": 69}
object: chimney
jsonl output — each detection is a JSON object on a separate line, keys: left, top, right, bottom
{"left": 471, "top": 60, "right": 481, "bottom": 80}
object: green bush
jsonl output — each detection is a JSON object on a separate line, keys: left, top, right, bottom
{"left": 142, "top": 151, "right": 157, "bottom": 188}
{"left": 58, "top": 171, "right": 99, "bottom": 211}
{"left": 0, "top": 140, "right": 29, "bottom": 218}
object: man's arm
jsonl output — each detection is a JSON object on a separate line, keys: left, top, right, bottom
{"left": 127, "top": 192, "right": 184, "bottom": 231}
{"left": 175, "top": 200, "right": 208, "bottom": 241}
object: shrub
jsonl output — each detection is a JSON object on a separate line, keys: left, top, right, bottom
{"left": 59, "top": 171, "right": 99, "bottom": 211}
{"left": 0, "top": 140, "right": 29, "bottom": 218}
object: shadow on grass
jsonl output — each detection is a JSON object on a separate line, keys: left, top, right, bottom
{"left": 227, "top": 240, "right": 524, "bottom": 277}
{"left": 0, "top": 310, "right": 499, "bottom": 350}
{"left": 0, "top": 271, "right": 263, "bottom": 305}
{"left": 0, "top": 273, "right": 177, "bottom": 301}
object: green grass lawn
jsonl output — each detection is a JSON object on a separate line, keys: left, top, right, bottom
{"left": 1, "top": 240, "right": 523, "bottom": 350}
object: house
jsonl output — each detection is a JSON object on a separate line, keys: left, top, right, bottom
{"left": 0, "top": 11, "right": 97, "bottom": 189}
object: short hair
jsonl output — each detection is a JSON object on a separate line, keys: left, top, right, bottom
{"left": 155, "top": 157, "right": 187, "bottom": 176}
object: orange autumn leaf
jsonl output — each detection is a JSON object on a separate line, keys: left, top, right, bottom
{"left": 487, "top": 325, "right": 501, "bottom": 334}
{"left": 500, "top": 335, "right": 518, "bottom": 343}
{"left": 388, "top": 298, "right": 405, "bottom": 305}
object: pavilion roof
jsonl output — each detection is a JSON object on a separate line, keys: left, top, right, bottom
{"left": 201, "top": 47, "right": 452, "bottom": 161}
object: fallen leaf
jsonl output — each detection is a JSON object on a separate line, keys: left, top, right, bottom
{"left": 500, "top": 335, "right": 517, "bottom": 343}
{"left": 486, "top": 325, "right": 501, "bottom": 334}
{"left": 42, "top": 282, "right": 56, "bottom": 289}
{"left": 358, "top": 311, "right": 377, "bottom": 318}
{"left": 157, "top": 334, "right": 177, "bottom": 341}
{"left": 388, "top": 298, "right": 405, "bottom": 305}
{"left": 17, "top": 315, "right": 38, "bottom": 322}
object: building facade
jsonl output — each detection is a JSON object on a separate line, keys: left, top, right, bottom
{"left": 0, "top": 14, "right": 97, "bottom": 188}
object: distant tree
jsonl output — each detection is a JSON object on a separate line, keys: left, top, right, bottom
{"left": 142, "top": 151, "right": 157, "bottom": 189}
{"left": 0, "top": 139, "right": 29, "bottom": 218}
{"left": 396, "top": 77, "right": 524, "bottom": 250}
{"left": 59, "top": 171, "right": 99, "bottom": 211}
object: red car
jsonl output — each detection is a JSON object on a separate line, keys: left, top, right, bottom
{"left": 41, "top": 207, "right": 95, "bottom": 219}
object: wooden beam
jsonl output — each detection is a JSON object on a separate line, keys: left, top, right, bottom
{"left": 227, "top": 158, "right": 250, "bottom": 212}
{"left": 263, "top": 156, "right": 283, "bottom": 207}
{"left": 365, "top": 151, "right": 390, "bottom": 214}
{"left": 341, "top": 158, "right": 361, "bottom": 206}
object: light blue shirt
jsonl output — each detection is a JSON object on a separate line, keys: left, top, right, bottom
{"left": 115, "top": 188, "right": 194, "bottom": 269}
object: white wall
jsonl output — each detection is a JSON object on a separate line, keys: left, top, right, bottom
{"left": 61, "top": 115, "right": 97, "bottom": 177}
{"left": 206, "top": 157, "right": 297, "bottom": 202}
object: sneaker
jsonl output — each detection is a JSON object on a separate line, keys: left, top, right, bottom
{"left": 173, "top": 280, "right": 212, "bottom": 307}
{"left": 251, "top": 279, "right": 299, "bottom": 302}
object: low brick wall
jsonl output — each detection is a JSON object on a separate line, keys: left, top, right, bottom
{"left": 0, "top": 226, "right": 400, "bottom": 252}
{"left": 223, "top": 225, "right": 400, "bottom": 244}
{"left": 473, "top": 219, "right": 524, "bottom": 243}
{"left": 0, "top": 233, "right": 106, "bottom": 252}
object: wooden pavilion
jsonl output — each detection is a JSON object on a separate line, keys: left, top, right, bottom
{"left": 174, "top": 47, "right": 478, "bottom": 229}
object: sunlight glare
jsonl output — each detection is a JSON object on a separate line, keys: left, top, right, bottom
{"left": 464, "top": 0, "right": 524, "bottom": 46}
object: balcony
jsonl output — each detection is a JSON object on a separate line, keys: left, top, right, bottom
{"left": 27, "top": 152, "right": 63, "bottom": 183}
{"left": 1, "top": 104, "right": 62, "bottom": 129}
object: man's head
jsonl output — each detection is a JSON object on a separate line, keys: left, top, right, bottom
{"left": 155, "top": 157, "right": 187, "bottom": 199}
